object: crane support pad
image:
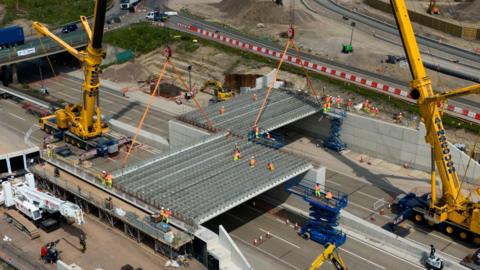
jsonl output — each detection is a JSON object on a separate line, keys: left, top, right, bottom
{"left": 4, "top": 210, "right": 40, "bottom": 239}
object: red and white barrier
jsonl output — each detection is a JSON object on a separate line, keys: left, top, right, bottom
{"left": 176, "top": 23, "right": 480, "bottom": 123}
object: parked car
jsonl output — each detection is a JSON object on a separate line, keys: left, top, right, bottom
{"left": 62, "top": 23, "right": 78, "bottom": 34}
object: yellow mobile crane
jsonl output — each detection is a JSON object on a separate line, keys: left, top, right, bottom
{"left": 390, "top": 0, "right": 480, "bottom": 242}
{"left": 32, "top": 0, "right": 108, "bottom": 142}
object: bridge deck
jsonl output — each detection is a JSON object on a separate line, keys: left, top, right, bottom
{"left": 178, "top": 88, "right": 322, "bottom": 136}
{"left": 114, "top": 133, "right": 312, "bottom": 225}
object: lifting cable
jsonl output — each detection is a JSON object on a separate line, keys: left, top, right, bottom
{"left": 253, "top": 27, "right": 321, "bottom": 128}
{"left": 122, "top": 47, "right": 216, "bottom": 166}
{"left": 169, "top": 61, "right": 215, "bottom": 130}
{"left": 37, "top": 37, "right": 58, "bottom": 80}
{"left": 122, "top": 59, "right": 169, "bottom": 167}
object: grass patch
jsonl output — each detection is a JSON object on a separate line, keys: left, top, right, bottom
{"left": 104, "top": 23, "right": 480, "bottom": 134}
{"left": 0, "top": 0, "right": 112, "bottom": 26}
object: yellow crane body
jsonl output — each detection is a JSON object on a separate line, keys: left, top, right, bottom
{"left": 33, "top": 0, "right": 108, "bottom": 140}
{"left": 390, "top": 0, "right": 480, "bottom": 239}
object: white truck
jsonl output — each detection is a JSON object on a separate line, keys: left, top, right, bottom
{"left": 120, "top": 0, "right": 140, "bottom": 10}
{"left": 1, "top": 173, "right": 84, "bottom": 238}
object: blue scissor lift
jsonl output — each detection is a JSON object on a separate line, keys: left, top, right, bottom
{"left": 288, "top": 183, "right": 349, "bottom": 247}
{"left": 323, "top": 107, "right": 347, "bottom": 152}
{"left": 247, "top": 129, "right": 285, "bottom": 149}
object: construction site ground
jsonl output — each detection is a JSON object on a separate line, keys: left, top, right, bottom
{"left": 167, "top": 0, "right": 477, "bottom": 92}
{"left": 0, "top": 208, "right": 204, "bottom": 270}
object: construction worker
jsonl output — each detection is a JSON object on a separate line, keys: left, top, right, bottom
{"left": 164, "top": 208, "right": 171, "bottom": 224}
{"left": 255, "top": 126, "right": 260, "bottom": 139}
{"left": 47, "top": 146, "right": 53, "bottom": 158}
{"left": 314, "top": 183, "right": 321, "bottom": 197}
{"left": 249, "top": 156, "right": 256, "bottom": 168}
{"left": 105, "top": 172, "right": 113, "bottom": 188}
{"left": 267, "top": 162, "right": 275, "bottom": 171}
{"left": 326, "top": 101, "right": 331, "bottom": 113}
{"left": 234, "top": 150, "right": 240, "bottom": 161}
{"left": 323, "top": 102, "right": 328, "bottom": 113}
{"left": 234, "top": 143, "right": 240, "bottom": 152}
{"left": 100, "top": 171, "right": 107, "bottom": 185}
{"left": 160, "top": 207, "right": 165, "bottom": 221}
{"left": 346, "top": 99, "right": 353, "bottom": 111}
{"left": 79, "top": 233, "right": 86, "bottom": 253}
{"left": 335, "top": 96, "right": 342, "bottom": 108}
{"left": 219, "top": 106, "right": 225, "bottom": 115}
{"left": 363, "top": 100, "right": 370, "bottom": 112}
{"left": 326, "top": 191, "right": 333, "bottom": 200}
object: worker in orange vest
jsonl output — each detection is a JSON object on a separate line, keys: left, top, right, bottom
{"left": 323, "top": 103, "right": 328, "bottom": 113}
{"left": 314, "top": 184, "right": 321, "bottom": 197}
{"left": 164, "top": 208, "right": 172, "bottom": 224}
{"left": 346, "top": 99, "right": 353, "bottom": 111}
{"left": 249, "top": 156, "right": 257, "bottom": 168}
{"left": 326, "top": 102, "right": 331, "bottom": 113}
{"left": 234, "top": 150, "right": 240, "bottom": 161}
{"left": 335, "top": 96, "right": 342, "bottom": 108}
{"left": 326, "top": 191, "right": 333, "bottom": 199}
{"left": 363, "top": 100, "right": 369, "bottom": 112}
{"left": 105, "top": 173, "right": 113, "bottom": 188}
{"left": 267, "top": 162, "right": 275, "bottom": 171}
{"left": 255, "top": 126, "right": 260, "bottom": 139}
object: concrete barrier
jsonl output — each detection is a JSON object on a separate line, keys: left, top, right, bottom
{"left": 291, "top": 112, "right": 480, "bottom": 183}
{"left": 108, "top": 119, "right": 169, "bottom": 148}
{"left": 168, "top": 119, "right": 211, "bottom": 150}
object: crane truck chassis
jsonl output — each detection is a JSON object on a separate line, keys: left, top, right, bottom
{"left": 1, "top": 173, "right": 84, "bottom": 239}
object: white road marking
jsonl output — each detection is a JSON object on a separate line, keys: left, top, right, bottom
{"left": 4, "top": 99, "right": 17, "bottom": 106}
{"left": 405, "top": 236, "right": 462, "bottom": 261}
{"left": 57, "top": 91, "right": 76, "bottom": 100}
{"left": 230, "top": 234, "right": 301, "bottom": 270}
{"left": 326, "top": 179, "right": 341, "bottom": 186}
{"left": 258, "top": 227, "right": 301, "bottom": 249}
{"left": 348, "top": 234, "right": 424, "bottom": 269}
{"left": 8, "top": 112, "right": 26, "bottom": 121}
{"left": 349, "top": 201, "right": 394, "bottom": 219}
{"left": 339, "top": 247, "right": 386, "bottom": 269}
{"left": 357, "top": 191, "right": 383, "bottom": 201}
{"left": 413, "top": 226, "right": 458, "bottom": 245}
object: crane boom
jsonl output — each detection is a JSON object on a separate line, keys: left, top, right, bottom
{"left": 32, "top": 0, "right": 108, "bottom": 140}
{"left": 309, "top": 243, "right": 347, "bottom": 270}
{"left": 390, "top": 0, "right": 480, "bottom": 236}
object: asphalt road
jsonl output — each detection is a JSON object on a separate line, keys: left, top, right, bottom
{"left": 166, "top": 13, "right": 480, "bottom": 122}
{"left": 204, "top": 200, "right": 425, "bottom": 270}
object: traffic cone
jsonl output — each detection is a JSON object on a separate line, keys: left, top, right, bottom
{"left": 370, "top": 215, "right": 376, "bottom": 221}
{"left": 253, "top": 239, "right": 258, "bottom": 246}
{"left": 266, "top": 231, "right": 271, "bottom": 238}
{"left": 259, "top": 235, "right": 263, "bottom": 243}
{"left": 294, "top": 223, "right": 299, "bottom": 230}
{"left": 285, "top": 219, "right": 290, "bottom": 225}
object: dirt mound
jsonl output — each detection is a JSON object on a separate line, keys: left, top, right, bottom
{"left": 101, "top": 62, "right": 149, "bottom": 83}
{"left": 212, "top": 0, "right": 315, "bottom": 26}
{"left": 441, "top": 0, "right": 480, "bottom": 23}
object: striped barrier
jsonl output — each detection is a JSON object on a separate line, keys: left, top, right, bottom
{"left": 176, "top": 22, "right": 480, "bottom": 123}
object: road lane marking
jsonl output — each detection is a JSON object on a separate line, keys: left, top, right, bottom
{"left": 326, "top": 179, "right": 341, "bottom": 186}
{"left": 339, "top": 247, "right": 386, "bottom": 269}
{"left": 4, "top": 99, "right": 17, "bottom": 106}
{"left": 8, "top": 112, "right": 25, "bottom": 121}
{"left": 348, "top": 234, "right": 424, "bottom": 269}
{"left": 349, "top": 201, "right": 394, "bottom": 219}
{"left": 258, "top": 228, "right": 300, "bottom": 249}
{"left": 230, "top": 233, "right": 301, "bottom": 270}
{"left": 357, "top": 190, "right": 383, "bottom": 201}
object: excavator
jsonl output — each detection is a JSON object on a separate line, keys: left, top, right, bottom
{"left": 388, "top": 0, "right": 480, "bottom": 244}
{"left": 200, "top": 80, "right": 234, "bottom": 102}
{"left": 32, "top": 0, "right": 109, "bottom": 145}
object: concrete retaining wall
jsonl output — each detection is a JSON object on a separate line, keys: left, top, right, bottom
{"left": 168, "top": 119, "right": 211, "bottom": 150}
{"left": 291, "top": 112, "right": 480, "bottom": 183}
{"left": 218, "top": 225, "right": 252, "bottom": 270}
